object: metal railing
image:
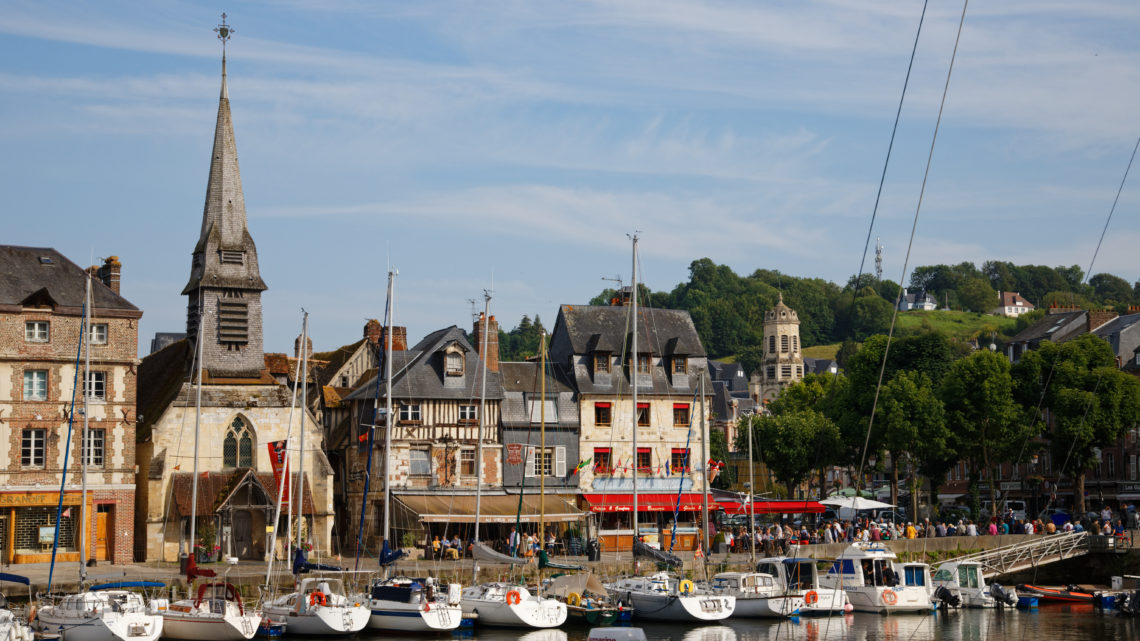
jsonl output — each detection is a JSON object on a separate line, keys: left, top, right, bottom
{"left": 946, "top": 531, "right": 1089, "bottom": 578}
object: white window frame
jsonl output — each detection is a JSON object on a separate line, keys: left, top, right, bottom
{"left": 525, "top": 446, "right": 537, "bottom": 478}
{"left": 25, "top": 321, "right": 49, "bottom": 342}
{"left": 399, "top": 404, "right": 422, "bottom": 422}
{"left": 83, "top": 371, "right": 106, "bottom": 401}
{"left": 86, "top": 428, "right": 105, "bottom": 467}
{"left": 89, "top": 323, "right": 108, "bottom": 345}
{"left": 23, "top": 370, "right": 48, "bottom": 401}
{"left": 445, "top": 351, "right": 464, "bottom": 376}
{"left": 459, "top": 405, "right": 477, "bottom": 421}
{"left": 409, "top": 449, "right": 431, "bottom": 476}
{"left": 459, "top": 448, "right": 476, "bottom": 477}
{"left": 21, "top": 429, "right": 45, "bottom": 467}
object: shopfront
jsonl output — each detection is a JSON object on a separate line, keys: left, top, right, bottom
{"left": 0, "top": 491, "right": 94, "bottom": 564}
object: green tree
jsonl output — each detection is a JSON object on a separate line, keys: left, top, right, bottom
{"left": 1089, "top": 273, "right": 1135, "bottom": 307}
{"left": 957, "top": 277, "right": 997, "bottom": 312}
{"left": 939, "top": 350, "right": 1027, "bottom": 517}
{"left": 743, "top": 410, "right": 842, "bottom": 499}
{"left": 709, "top": 428, "right": 735, "bottom": 490}
{"left": 879, "top": 371, "right": 949, "bottom": 514}
{"left": 1011, "top": 334, "right": 1140, "bottom": 514}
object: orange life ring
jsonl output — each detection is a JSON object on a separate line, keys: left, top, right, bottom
{"left": 505, "top": 590, "right": 522, "bottom": 605}
{"left": 881, "top": 590, "right": 898, "bottom": 606}
{"left": 309, "top": 592, "right": 328, "bottom": 607}
{"left": 804, "top": 590, "right": 819, "bottom": 605}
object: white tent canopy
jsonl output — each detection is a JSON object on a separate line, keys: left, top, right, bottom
{"left": 820, "top": 496, "right": 895, "bottom": 511}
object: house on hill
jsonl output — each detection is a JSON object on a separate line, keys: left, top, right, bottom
{"left": 994, "top": 291, "right": 1035, "bottom": 317}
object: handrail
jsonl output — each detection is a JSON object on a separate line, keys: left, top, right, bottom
{"left": 939, "top": 531, "right": 1089, "bottom": 578}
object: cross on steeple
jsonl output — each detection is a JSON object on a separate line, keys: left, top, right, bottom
{"left": 214, "top": 12, "right": 234, "bottom": 54}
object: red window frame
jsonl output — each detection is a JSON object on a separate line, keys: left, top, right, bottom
{"left": 636, "top": 447, "right": 652, "bottom": 474}
{"left": 593, "top": 447, "right": 613, "bottom": 475}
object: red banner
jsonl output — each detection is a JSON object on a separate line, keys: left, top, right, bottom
{"left": 268, "top": 440, "right": 291, "bottom": 512}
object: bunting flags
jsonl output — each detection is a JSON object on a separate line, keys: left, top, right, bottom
{"left": 572, "top": 457, "right": 592, "bottom": 475}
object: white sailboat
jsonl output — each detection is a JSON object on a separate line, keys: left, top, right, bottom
{"left": 753, "top": 555, "right": 848, "bottom": 616}
{"left": 459, "top": 292, "right": 567, "bottom": 629}
{"left": 35, "top": 276, "right": 164, "bottom": 641}
{"left": 707, "top": 572, "right": 800, "bottom": 617}
{"left": 360, "top": 270, "right": 463, "bottom": 632}
{"left": 0, "top": 574, "right": 34, "bottom": 641}
{"left": 260, "top": 314, "right": 369, "bottom": 636}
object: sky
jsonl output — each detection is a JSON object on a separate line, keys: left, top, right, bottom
{"left": 3, "top": 1, "right": 1140, "bottom": 354}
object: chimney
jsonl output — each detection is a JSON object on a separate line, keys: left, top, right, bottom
{"left": 473, "top": 312, "right": 500, "bottom": 373}
{"left": 97, "top": 256, "right": 122, "bottom": 295}
{"left": 382, "top": 326, "right": 407, "bottom": 351}
{"left": 364, "top": 319, "right": 383, "bottom": 345}
{"left": 294, "top": 334, "right": 313, "bottom": 359}
{"left": 1087, "top": 310, "right": 1118, "bottom": 333}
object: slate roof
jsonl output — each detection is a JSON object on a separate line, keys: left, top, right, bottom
{"left": 1092, "top": 313, "right": 1140, "bottom": 359}
{"left": 554, "top": 305, "right": 706, "bottom": 357}
{"left": 708, "top": 360, "right": 749, "bottom": 392}
{"left": 312, "top": 339, "right": 368, "bottom": 386}
{"left": 711, "top": 380, "right": 753, "bottom": 423}
{"left": 499, "top": 361, "right": 579, "bottom": 427}
{"left": 0, "top": 246, "right": 140, "bottom": 313}
{"left": 343, "top": 326, "right": 503, "bottom": 402}
{"left": 1009, "top": 311, "right": 1085, "bottom": 345}
{"left": 803, "top": 357, "right": 839, "bottom": 375}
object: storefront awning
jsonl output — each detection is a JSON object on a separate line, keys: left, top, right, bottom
{"left": 582, "top": 493, "right": 717, "bottom": 512}
{"left": 717, "top": 500, "right": 825, "bottom": 515}
{"left": 394, "top": 493, "right": 584, "bottom": 524}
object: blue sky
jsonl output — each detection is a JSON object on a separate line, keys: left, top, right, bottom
{"left": 3, "top": 1, "right": 1139, "bottom": 354}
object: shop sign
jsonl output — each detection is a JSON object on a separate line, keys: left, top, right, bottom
{"left": 506, "top": 443, "right": 524, "bottom": 465}
{"left": 0, "top": 492, "right": 83, "bottom": 507}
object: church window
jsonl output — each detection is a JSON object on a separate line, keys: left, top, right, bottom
{"left": 781, "top": 365, "right": 792, "bottom": 378}
{"left": 223, "top": 416, "right": 254, "bottom": 468}
{"left": 780, "top": 335, "right": 789, "bottom": 353}
{"left": 219, "top": 250, "right": 245, "bottom": 265}
{"left": 766, "top": 366, "right": 775, "bottom": 379}
{"left": 792, "top": 336, "right": 798, "bottom": 352}
{"left": 218, "top": 290, "right": 249, "bottom": 346}
{"left": 768, "top": 336, "right": 776, "bottom": 354}
{"left": 796, "top": 365, "right": 803, "bottom": 377}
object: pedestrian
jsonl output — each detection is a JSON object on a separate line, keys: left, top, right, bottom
{"left": 508, "top": 526, "right": 520, "bottom": 557}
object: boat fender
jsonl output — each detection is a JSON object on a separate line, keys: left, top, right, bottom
{"left": 881, "top": 590, "right": 898, "bottom": 606}
{"left": 506, "top": 590, "right": 522, "bottom": 605}
{"left": 679, "top": 580, "right": 695, "bottom": 595}
{"left": 424, "top": 602, "right": 430, "bottom": 612}
{"left": 804, "top": 591, "right": 818, "bottom": 606}
{"left": 26, "top": 607, "right": 34, "bottom": 622}
{"left": 567, "top": 592, "right": 581, "bottom": 607}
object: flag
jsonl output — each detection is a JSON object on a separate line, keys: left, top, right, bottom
{"left": 665, "top": 463, "right": 671, "bottom": 477}
{"left": 62, "top": 508, "right": 71, "bottom": 518}
{"left": 173, "top": 465, "right": 181, "bottom": 471}
{"left": 572, "top": 458, "right": 591, "bottom": 475}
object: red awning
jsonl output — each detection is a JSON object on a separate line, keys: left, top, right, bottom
{"left": 717, "top": 499, "right": 826, "bottom": 515}
{"left": 583, "top": 493, "right": 720, "bottom": 513}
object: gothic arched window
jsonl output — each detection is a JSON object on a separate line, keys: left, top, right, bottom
{"left": 224, "top": 416, "right": 255, "bottom": 469}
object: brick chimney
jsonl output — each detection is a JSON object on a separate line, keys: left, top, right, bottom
{"left": 364, "top": 319, "right": 383, "bottom": 345}
{"left": 1087, "top": 310, "right": 1118, "bottom": 333}
{"left": 473, "top": 312, "right": 500, "bottom": 373}
{"left": 365, "top": 320, "right": 407, "bottom": 350}
{"left": 294, "top": 334, "right": 313, "bottom": 359}
{"left": 97, "top": 256, "right": 121, "bottom": 295}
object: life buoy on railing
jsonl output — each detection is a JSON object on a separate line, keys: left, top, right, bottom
{"left": 804, "top": 590, "right": 819, "bottom": 605}
{"left": 679, "top": 580, "right": 695, "bottom": 595}
{"left": 309, "top": 592, "right": 328, "bottom": 607}
{"left": 881, "top": 590, "right": 898, "bottom": 606}
{"left": 505, "top": 590, "right": 522, "bottom": 605}
{"left": 567, "top": 592, "right": 582, "bottom": 607}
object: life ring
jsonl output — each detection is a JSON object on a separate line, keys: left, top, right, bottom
{"left": 804, "top": 590, "right": 819, "bottom": 606}
{"left": 679, "top": 580, "right": 695, "bottom": 595}
{"left": 882, "top": 590, "right": 898, "bottom": 606}
{"left": 567, "top": 592, "right": 582, "bottom": 607}
{"left": 505, "top": 590, "right": 522, "bottom": 605}
{"left": 309, "top": 592, "right": 328, "bottom": 607}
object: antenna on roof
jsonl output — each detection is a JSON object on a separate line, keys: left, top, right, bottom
{"left": 467, "top": 298, "right": 479, "bottom": 326}
{"left": 601, "top": 274, "right": 623, "bottom": 291}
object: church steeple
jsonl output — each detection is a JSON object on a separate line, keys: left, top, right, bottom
{"left": 183, "top": 14, "right": 268, "bottom": 378}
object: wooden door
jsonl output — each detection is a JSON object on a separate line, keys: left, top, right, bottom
{"left": 233, "top": 510, "right": 253, "bottom": 559}
{"left": 95, "top": 512, "right": 109, "bottom": 561}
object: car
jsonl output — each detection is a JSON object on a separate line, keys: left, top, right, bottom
{"left": 874, "top": 509, "right": 909, "bottom": 524}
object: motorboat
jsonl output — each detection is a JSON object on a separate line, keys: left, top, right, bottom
{"left": 260, "top": 577, "right": 368, "bottom": 636}
{"left": 707, "top": 572, "right": 801, "bottom": 618}
{"left": 543, "top": 573, "right": 627, "bottom": 626}
{"left": 606, "top": 572, "right": 734, "bottom": 622}
{"left": 363, "top": 576, "right": 462, "bottom": 632}
{"left": 1016, "top": 584, "right": 1097, "bottom": 604}
{"left": 34, "top": 583, "right": 165, "bottom": 641}
{"left": 819, "top": 543, "right": 934, "bottom": 614}
{"left": 162, "top": 581, "right": 260, "bottom": 640}
{"left": 460, "top": 582, "right": 566, "bottom": 628}
{"left": 754, "top": 556, "right": 848, "bottom": 615}
{"left": 932, "top": 561, "right": 1017, "bottom": 608}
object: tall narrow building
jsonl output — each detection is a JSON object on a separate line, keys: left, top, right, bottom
{"left": 181, "top": 55, "right": 268, "bottom": 378}
{"left": 751, "top": 294, "right": 804, "bottom": 404}
{"left": 135, "top": 43, "right": 332, "bottom": 563}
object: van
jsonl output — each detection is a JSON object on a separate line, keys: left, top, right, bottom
{"left": 981, "top": 500, "right": 1026, "bottom": 521}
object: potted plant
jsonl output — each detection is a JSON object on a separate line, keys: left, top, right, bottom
{"left": 712, "top": 532, "right": 727, "bottom": 554}
{"left": 196, "top": 521, "right": 218, "bottom": 563}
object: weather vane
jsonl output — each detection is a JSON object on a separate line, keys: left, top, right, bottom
{"left": 214, "top": 12, "right": 234, "bottom": 53}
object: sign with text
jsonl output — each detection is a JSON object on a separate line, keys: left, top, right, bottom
{"left": 506, "top": 443, "right": 523, "bottom": 466}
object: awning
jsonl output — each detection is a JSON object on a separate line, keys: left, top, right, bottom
{"left": 394, "top": 493, "right": 584, "bottom": 524}
{"left": 717, "top": 500, "right": 825, "bottom": 515}
{"left": 582, "top": 493, "right": 717, "bottom": 512}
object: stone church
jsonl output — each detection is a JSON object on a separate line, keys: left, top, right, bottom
{"left": 749, "top": 294, "right": 805, "bottom": 405}
{"left": 134, "top": 53, "right": 332, "bottom": 562}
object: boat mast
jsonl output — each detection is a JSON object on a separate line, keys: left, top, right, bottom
{"left": 631, "top": 235, "right": 639, "bottom": 549}
{"left": 382, "top": 270, "right": 396, "bottom": 567}
{"left": 79, "top": 275, "right": 92, "bottom": 585}
{"left": 748, "top": 409, "right": 756, "bottom": 562}
{"left": 539, "top": 330, "right": 547, "bottom": 550}
{"left": 189, "top": 290, "right": 206, "bottom": 572}
{"left": 700, "top": 371, "right": 709, "bottom": 559}
{"left": 295, "top": 313, "right": 309, "bottom": 554}
{"left": 472, "top": 291, "right": 490, "bottom": 583}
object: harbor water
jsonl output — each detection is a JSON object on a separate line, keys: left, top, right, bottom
{"left": 346, "top": 607, "right": 1140, "bottom": 641}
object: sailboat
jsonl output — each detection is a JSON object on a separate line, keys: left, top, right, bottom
{"left": 359, "top": 270, "right": 463, "bottom": 632}
{"left": 603, "top": 236, "right": 734, "bottom": 623}
{"left": 34, "top": 276, "right": 164, "bottom": 641}
{"left": 0, "top": 574, "right": 33, "bottom": 641}
{"left": 460, "top": 293, "right": 567, "bottom": 629}
{"left": 260, "top": 314, "right": 370, "bottom": 636}
{"left": 161, "top": 300, "right": 260, "bottom": 641}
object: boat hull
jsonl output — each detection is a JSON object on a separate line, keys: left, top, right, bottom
{"left": 259, "top": 605, "right": 368, "bottom": 636}
{"left": 845, "top": 587, "right": 932, "bottom": 614}
{"left": 796, "top": 588, "right": 848, "bottom": 616}
{"left": 461, "top": 598, "right": 566, "bottom": 628}
{"left": 35, "top": 611, "right": 162, "bottom": 641}
{"left": 162, "top": 612, "right": 260, "bottom": 640}
{"left": 617, "top": 592, "right": 734, "bottom": 622}
{"left": 366, "top": 601, "right": 462, "bottom": 632}
{"left": 729, "top": 595, "right": 801, "bottom": 618}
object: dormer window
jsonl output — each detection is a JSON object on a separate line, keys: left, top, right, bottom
{"left": 445, "top": 351, "right": 464, "bottom": 376}
{"left": 594, "top": 352, "right": 610, "bottom": 373}
{"left": 637, "top": 354, "right": 651, "bottom": 374}
{"left": 672, "top": 356, "right": 687, "bottom": 374}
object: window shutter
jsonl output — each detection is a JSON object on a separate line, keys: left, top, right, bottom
{"left": 525, "top": 446, "right": 536, "bottom": 478}
{"left": 555, "top": 447, "right": 566, "bottom": 477}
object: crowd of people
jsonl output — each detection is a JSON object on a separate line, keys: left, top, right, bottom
{"left": 714, "top": 504, "right": 1135, "bottom": 555}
